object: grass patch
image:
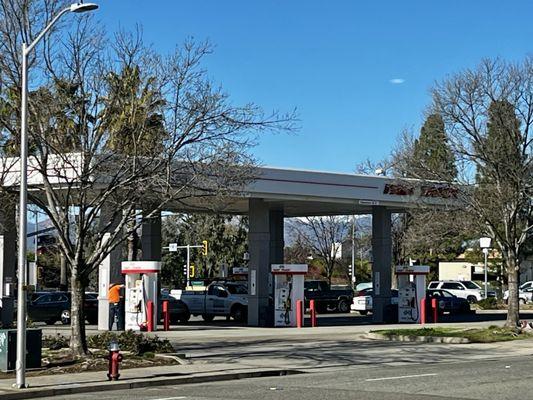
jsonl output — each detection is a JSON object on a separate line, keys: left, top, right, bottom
{"left": 370, "top": 326, "right": 531, "bottom": 343}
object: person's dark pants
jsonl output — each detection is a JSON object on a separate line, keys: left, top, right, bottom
{"left": 109, "top": 303, "right": 124, "bottom": 331}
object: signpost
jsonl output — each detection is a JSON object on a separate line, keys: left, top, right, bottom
{"left": 165, "top": 242, "right": 208, "bottom": 287}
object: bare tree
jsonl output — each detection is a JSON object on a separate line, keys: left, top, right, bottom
{"left": 424, "top": 58, "right": 533, "bottom": 327}
{"left": 288, "top": 216, "right": 350, "bottom": 285}
{"left": 0, "top": 1, "right": 296, "bottom": 355}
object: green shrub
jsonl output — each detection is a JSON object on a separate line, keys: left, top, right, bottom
{"left": 86, "top": 330, "right": 174, "bottom": 355}
{"left": 43, "top": 334, "right": 69, "bottom": 350}
{"left": 477, "top": 297, "right": 499, "bottom": 309}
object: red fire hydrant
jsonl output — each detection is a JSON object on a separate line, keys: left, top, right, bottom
{"left": 107, "top": 341, "right": 123, "bottom": 381}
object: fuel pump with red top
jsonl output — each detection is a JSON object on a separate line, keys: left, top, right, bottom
{"left": 395, "top": 265, "right": 430, "bottom": 323}
{"left": 121, "top": 261, "right": 161, "bottom": 331}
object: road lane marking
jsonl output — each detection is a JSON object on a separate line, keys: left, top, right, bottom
{"left": 365, "top": 373, "right": 437, "bottom": 382}
{"left": 153, "top": 397, "right": 187, "bottom": 400}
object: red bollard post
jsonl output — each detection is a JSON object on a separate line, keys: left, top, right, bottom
{"left": 296, "top": 300, "right": 303, "bottom": 328}
{"left": 431, "top": 298, "right": 438, "bottom": 323}
{"left": 163, "top": 300, "right": 170, "bottom": 331}
{"left": 147, "top": 300, "right": 154, "bottom": 332}
{"left": 420, "top": 297, "right": 426, "bottom": 325}
{"left": 310, "top": 299, "right": 317, "bottom": 327}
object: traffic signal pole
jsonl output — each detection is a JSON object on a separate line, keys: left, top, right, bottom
{"left": 186, "top": 244, "right": 190, "bottom": 287}
{"left": 164, "top": 242, "right": 207, "bottom": 288}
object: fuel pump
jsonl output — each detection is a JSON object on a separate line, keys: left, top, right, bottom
{"left": 121, "top": 261, "right": 161, "bottom": 331}
{"left": 271, "top": 264, "right": 308, "bottom": 327}
{"left": 395, "top": 265, "right": 430, "bottom": 323}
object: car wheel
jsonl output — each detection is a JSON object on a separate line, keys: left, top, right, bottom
{"left": 337, "top": 299, "right": 350, "bottom": 313}
{"left": 179, "top": 310, "right": 191, "bottom": 323}
{"left": 231, "top": 305, "right": 247, "bottom": 322}
{"left": 467, "top": 296, "right": 477, "bottom": 304}
{"left": 61, "top": 310, "right": 70, "bottom": 325}
{"left": 202, "top": 314, "right": 215, "bottom": 322}
{"left": 359, "top": 310, "right": 368, "bottom": 316}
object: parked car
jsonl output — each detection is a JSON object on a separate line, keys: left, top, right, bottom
{"left": 159, "top": 293, "right": 191, "bottom": 324}
{"left": 304, "top": 280, "right": 353, "bottom": 313}
{"left": 503, "top": 282, "right": 533, "bottom": 304}
{"left": 350, "top": 288, "right": 398, "bottom": 315}
{"left": 170, "top": 281, "right": 248, "bottom": 322}
{"left": 427, "top": 281, "right": 495, "bottom": 303}
{"left": 426, "top": 289, "right": 471, "bottom": 314}
{"left": 355, "top": 282, "right": 372, "bottom": 292}
{"left": 28, "top": 291, "right": 98, "bottom": 325}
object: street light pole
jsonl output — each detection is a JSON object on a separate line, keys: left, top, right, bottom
{"left": 15, "top": 42, "right": 29, "bottom": 389}
{"left": 483, "top": 248, "right": 489, "bottom": 299}
{"left": 15, "top": 2, "right": 98, "bottom": 389}
{"left": 479, "top": 237, "right": 492, "bottom": 301}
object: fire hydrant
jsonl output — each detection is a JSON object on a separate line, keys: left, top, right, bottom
{"left": 107, "top": 341, "right": 123, "bottom": 381}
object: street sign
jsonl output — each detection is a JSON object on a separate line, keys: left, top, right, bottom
{"left": 169, "top": 243, "right": 178, "bottom": 252}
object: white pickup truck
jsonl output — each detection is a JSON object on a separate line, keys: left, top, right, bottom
{"left": 170, "top": 282, "right": 248, "bottom": 322}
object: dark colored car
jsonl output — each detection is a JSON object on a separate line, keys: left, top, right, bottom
{"left": 304, "top": 280, "right": 353, "bottom": 313}
{"left": 426, "top": 289, "right": 471, "bottom": 314}
{"left": 159, "top": 294, "right": 191, "bottom": 324}
{"left": 28, "top": 291, "right": 98, "bottom": 325}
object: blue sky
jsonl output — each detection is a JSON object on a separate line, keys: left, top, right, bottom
{"left": 96, "top": 0, "right": 532, "bottom": 173}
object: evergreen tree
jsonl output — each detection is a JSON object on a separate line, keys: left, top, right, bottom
{"left": 407, "top": 114, "right": 457, "bottom": 180}
{"left": 400, "top": 114, "right": 468, "bottom": 273}
{"left": 476, "top": 100, "right": 524, "bottom": 185}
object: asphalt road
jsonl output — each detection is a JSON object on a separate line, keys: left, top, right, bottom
{"left": 51, "top": 354, "right": 533, "bottom": 400}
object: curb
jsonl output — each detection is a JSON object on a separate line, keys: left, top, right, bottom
{"left": 0, "top": 369, "right": 302, "bottom": 400}
{"left": 366, "top": 332, "right": 470, "bottom": 344}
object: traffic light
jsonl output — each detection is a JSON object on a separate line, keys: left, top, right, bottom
{"left": 190, "top": 265, "right": 195, "bottom": 278}
{"left": 202, "top": 240, "right": 208, "bottom": 256}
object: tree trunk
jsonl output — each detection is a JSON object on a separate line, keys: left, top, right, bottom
{"left": 59, "top": 253, "right": 68, "bottom": 291}
{"left": 504, "top": 249, "right": 519, "bottom": 328}
{"left": 69, "top": 269, "right": 87, "bottom": 356}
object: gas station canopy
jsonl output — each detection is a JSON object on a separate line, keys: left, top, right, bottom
{"left": 211, "top": 166, "right": 456, "bottom": 217}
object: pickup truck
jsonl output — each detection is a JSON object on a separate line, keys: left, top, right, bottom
{"left": 304, "top": 280, "right": 353, "bottom": 313}
{"left": 170, "top": 282, "right": 248, "bottom": 322}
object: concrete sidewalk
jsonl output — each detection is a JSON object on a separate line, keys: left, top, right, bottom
{"left": 5, "top": 315, "right": 533, "bottom": 399}
{"left": 0, "top": 362, "right": 301, "bottom": 400}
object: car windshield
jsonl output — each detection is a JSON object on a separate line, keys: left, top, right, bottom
{"left": 462, "top": 281, "right": 480, "bottom": 289}
{"left": 439, "top": 290, "right": 455, "bottom": 298}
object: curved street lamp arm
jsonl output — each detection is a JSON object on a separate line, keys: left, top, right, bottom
{"left": 25, "top": 7, "right": 70, "bottom": 55}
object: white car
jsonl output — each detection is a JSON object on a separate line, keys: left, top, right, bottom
{"left": 503, "top": 281, "right": 533, "bottom": 304}
{"left": 427, "top": 281, "right": 485, "bottom": 303}
{"left": 350, "top": 288, "right": 398, "bottom": 315}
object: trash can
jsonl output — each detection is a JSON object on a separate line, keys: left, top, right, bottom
{"left": 0, "top": 329, "right": 42, "bottom": 371}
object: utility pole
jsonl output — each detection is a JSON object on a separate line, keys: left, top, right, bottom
{"left": 351, "top": 216, "right": 355, "bottom": 288}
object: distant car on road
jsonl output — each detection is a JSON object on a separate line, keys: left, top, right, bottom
{"left": 350, "top": 288, "right": 398, "bottom": 315}
{"left": 426, "top": 289, "right": 471, "bottom": 314}
{"left": 28, "top": 291, "right": 98, "bottom": 325}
